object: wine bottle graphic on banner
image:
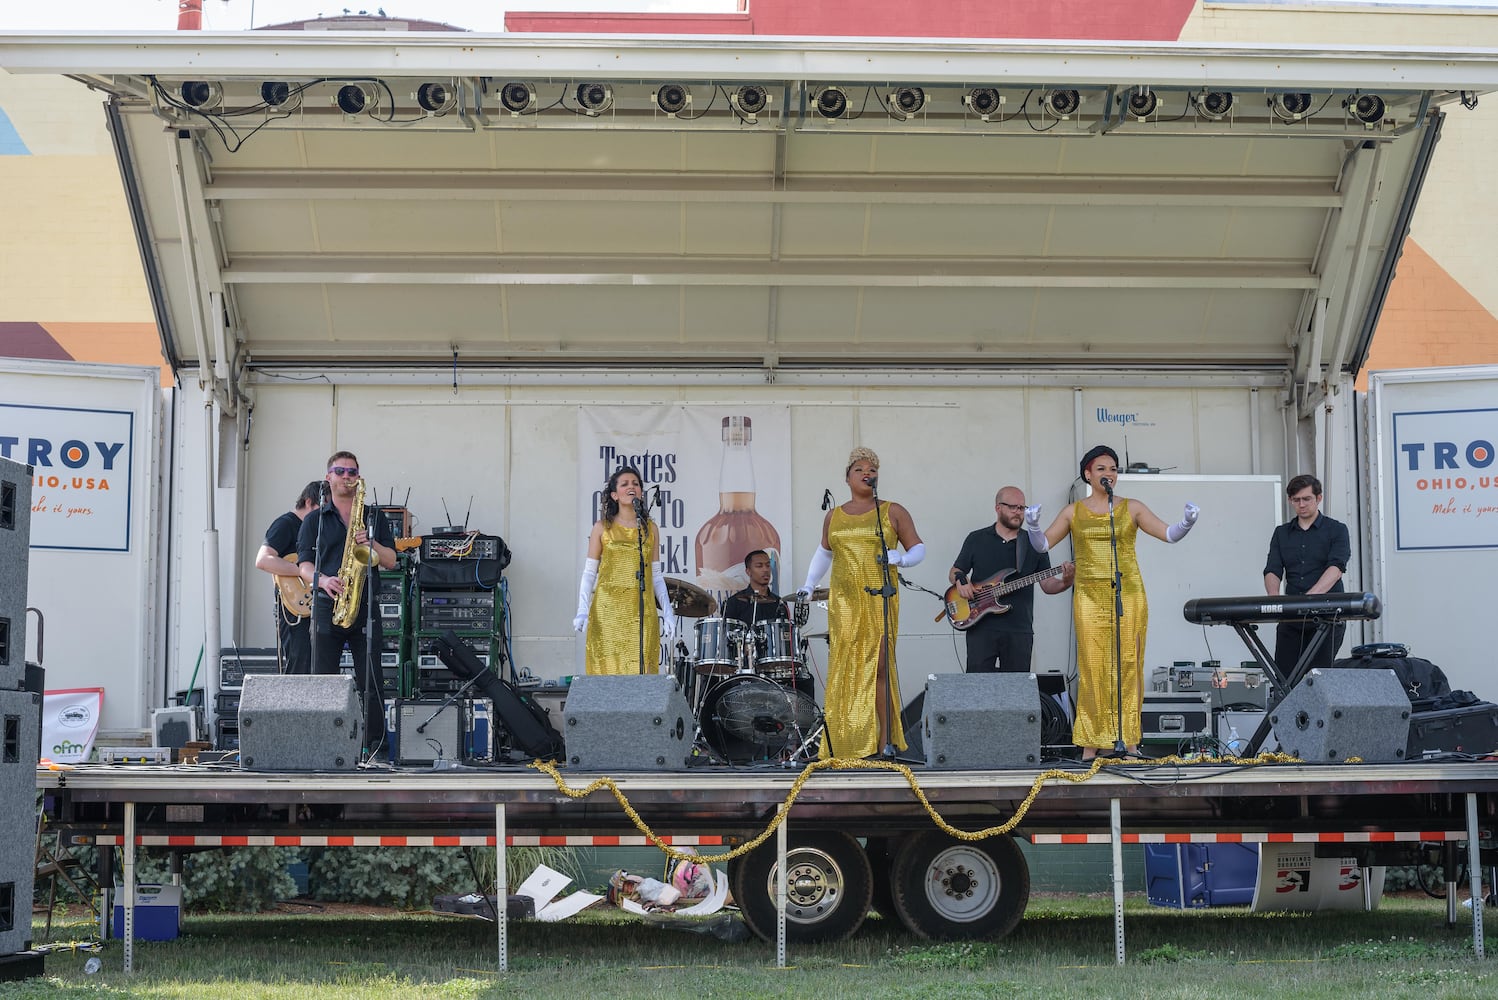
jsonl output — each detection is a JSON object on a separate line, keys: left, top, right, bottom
{"left": 694, "top": 415, "right": 782, "bottom": 594}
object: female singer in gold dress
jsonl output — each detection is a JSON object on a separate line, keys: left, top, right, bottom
{"left": 798, "top": 447, "right": 925, "bottom": 759}
{"left": 1023, "top": 445, "right": 1199, "bottom": 759}
{"left": 574, "top": 465, "right": 676, "bottom": 675}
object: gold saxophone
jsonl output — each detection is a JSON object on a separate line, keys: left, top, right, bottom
{"left": 331, "top": 478, "right": 377, "bottom": 628}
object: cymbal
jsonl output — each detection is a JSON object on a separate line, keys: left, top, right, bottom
{"left": 664, "top": 577, "right": 718, "bottom": 618}
{"left": 805, "top": 630, "right": 830, "bottom": 641}
{"left": 806, "top": 587, "right": 830, "bottom": 603}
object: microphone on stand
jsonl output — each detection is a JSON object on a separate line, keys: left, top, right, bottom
{"left": 650, "top": 484, "right": 663, "bottom": 509}
{"left": 866, "top": 476, "right": 879, "bottom": 491}
{"left": 1101, "top": 476, "right": 1115, "bottom": 499}
{"left": 821, "top": 488, "right": 833, "bottom": 511}
{"left": 631, "top": 496, "right": 647, "bottom": 520}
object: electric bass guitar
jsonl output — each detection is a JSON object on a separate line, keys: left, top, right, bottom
{"left": 936, "top": 565, "right": 1067, "bottom": 631}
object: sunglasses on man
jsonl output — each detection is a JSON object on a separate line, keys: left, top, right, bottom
{"left": 329, "top": 466, "right": 360, "bottom": 477}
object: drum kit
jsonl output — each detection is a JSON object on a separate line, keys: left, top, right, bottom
{"left": 664, "top": 577, "right": 825, "bottom": 766}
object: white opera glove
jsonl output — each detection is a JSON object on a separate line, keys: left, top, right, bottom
{"left": 883, "top": 542, "right": 926, "bottom": 569}
{"left": 1166, "top": 503, "right": 1201, "bottom": 543}
{"left": 1023, "top": 505, "right": 1050, "bottom": 554}
{"left": 652, "top": 564, "right": 676, "bottom": 639}
{"left": 797, "top": 545, "right": 834, "bottom": 599}
{"left": 574, "top": 558, "right": 599, "bottom": 632}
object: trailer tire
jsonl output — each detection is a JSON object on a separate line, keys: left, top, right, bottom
{"left": 890, "top": 831, "right": 1029, "bottom": 940}
{"left": 731, "top": 831, "right": 873, "bottom": 943}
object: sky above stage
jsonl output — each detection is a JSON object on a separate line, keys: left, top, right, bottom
{"left": 3, "top": 0, "right": 1498, "bottom": 33}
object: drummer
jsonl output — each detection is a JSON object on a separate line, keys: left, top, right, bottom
{"left": 720, "top": 550, "right": 790, "bottom": 628}
{"left": 721, "top": 550, "right": 815, "bottom": 701}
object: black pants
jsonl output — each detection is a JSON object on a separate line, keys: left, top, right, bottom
{"left": 276, "top": 610, "right": 311, "bottom": 676}
{"left": 1274, "top": 618, "right": 1347, "bottom": 683}
{"left": 310, "top": 598, "right": 387, "bottom": 757}
{"left": 965, "top": 625, "right": 1035, "bottom": 675}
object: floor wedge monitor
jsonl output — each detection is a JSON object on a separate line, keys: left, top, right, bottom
{"left": 1269, "top": 668, "right": 1410, "bottom": 763}
{"left": 563, "top": 674, "right": 693, "bottom": 771}
{"left": 238, "top": 674, "right": 361, "bottom": 771}
{"left": 923, "top": 672, "right": 1040, "bottom": 769}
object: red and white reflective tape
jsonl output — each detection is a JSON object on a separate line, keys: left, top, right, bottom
{"left": 89, "top": 834, "right": 727, "bottom": 848}
{"left": 1030, "top": 830, "right": 1468, "bottom": 845}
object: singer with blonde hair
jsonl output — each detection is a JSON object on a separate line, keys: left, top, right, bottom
{"left": 797, "top": 446, "right": 924, "bottom": 759}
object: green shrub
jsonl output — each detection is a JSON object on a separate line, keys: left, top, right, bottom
{"left": 306, "top": 847, "right": 475, "bottom": 908}
{"left": 134, "top": 846, "right": 299, "bottom": 913}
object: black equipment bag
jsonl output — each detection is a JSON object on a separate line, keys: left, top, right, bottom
{"left": 1335, "top": 643, "right": 1451, "bottom": 703}
{"left": 432, "top": 630, "right": 563, "bottom": 761}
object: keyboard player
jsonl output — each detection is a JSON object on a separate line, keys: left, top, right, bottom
{"left": 1263, "top": 474, "right": 1351, "bottom": 678}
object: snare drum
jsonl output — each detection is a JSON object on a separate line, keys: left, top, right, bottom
{"left": 694, "top": 617, "right": 746, "bottom": 676}
{"left": 755, "top": 619, "right": 802, "bottom": 674}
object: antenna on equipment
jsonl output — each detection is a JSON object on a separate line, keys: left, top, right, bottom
{"left": 440, "top": 497, "right": 459, "bottom": 534}
{"left": 462, "top": 496, "right": 474, "bottom": 531}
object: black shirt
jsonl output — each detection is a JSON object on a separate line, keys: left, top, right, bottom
{"left": 951, "top": 525, "right": 1051, "bottom": 633}
{"left": 1263, "top": 512, "right": 1350, "bottom": 595}
{"left": 296, "top": 502, "right": 396, "bottom": 620}
{"left": 721, "top": 588, "right": 790, "bottom": 628}
{"left": 264, "top": 511, "right": 302, "bottom": 559}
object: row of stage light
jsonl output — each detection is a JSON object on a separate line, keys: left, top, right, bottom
{"left": 158, "top": 76, "right": 1414, "bottom": 134}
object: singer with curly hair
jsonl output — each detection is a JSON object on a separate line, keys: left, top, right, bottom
{"left": 574, "top": 465, "right": 676, "bottom": 675}
{"left": 1023, "top": 445, "right": 1200, "bottom": 759}
{"left": 797, "top": 446, "right": 924, "bottom": 759}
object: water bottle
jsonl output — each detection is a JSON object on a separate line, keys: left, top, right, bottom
{"left": 1226, "top": 725, "right": 1244, "bottom": 756}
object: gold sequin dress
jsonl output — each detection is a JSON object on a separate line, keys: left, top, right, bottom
{"left": 821, "top": 502, "right": 905, "bottom": 759}
{"left": 1069, "top": 499, "right": 1148, "bottom": 748}
{"left": 585, "top": 520, "right": 661, "bottom": 676}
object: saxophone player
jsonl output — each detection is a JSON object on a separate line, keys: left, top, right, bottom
{"left": 297, "top": 451, "right": 397, "bottom": 760}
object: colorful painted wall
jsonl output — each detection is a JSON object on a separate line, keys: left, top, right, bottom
{"left": 0, "top": 70, "right": 165, "bottom": 382}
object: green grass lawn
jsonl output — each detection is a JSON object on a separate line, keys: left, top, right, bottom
{"left": 6, "top": 896, "right": 1494, "bottom": 1000}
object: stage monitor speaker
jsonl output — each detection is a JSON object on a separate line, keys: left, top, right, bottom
{"left": 923, "top": 672, "right": 1041, "bottom": 769}
{"left": 238, "top": 674, "right": 360, "bottom": 771}
{"left": 0, "top": 688, "right": 41, "bottom": 955}
{"left": 0, "top": 458, "right": 32, "bottom": 691}
{"left": 563, "top": 675, "right": 693, "bottom": 771}
{"left": 1269, "top": 668, "right": 1410, "bottom": 763}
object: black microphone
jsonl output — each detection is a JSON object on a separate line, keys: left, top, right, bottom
{"left": 320, "top": 480, "right": 330, "bottom": 503}
{"left": 821, "top": 488, "right": 833, "bottom": 511}
{"left": 631, "top": 496, "right": 647, "bottom": 520}
{"left": 1101, "top": 477, "right": 1115, "bottom": 498}
{"left": 651, "top": 485, "right": 663, "bottom": 508}
{"left": 866, "top": 475, "right": 879, "bottom": 491}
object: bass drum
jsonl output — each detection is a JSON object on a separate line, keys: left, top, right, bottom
{"left": 700, "top": 674, "right": 821, "bottom": 764}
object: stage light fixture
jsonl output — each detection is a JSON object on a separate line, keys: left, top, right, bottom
{"left": 260, "top": 82, "right": 292, "bottom": 108}
{"left": 498, "top": 82, "right": 536, "bottom": 115}
{"left": 415, "top": 82, "right": 455, "bottom": 115}
{"left": 1346, "top": 93, "right": 1386, "bottom": 125}
{"left": 575, "top": 82, "right": 614, "bottom": 116}
{"left": 335, "top": 84, "right": 373, "bottom": 116}
{"left": 965, "top": 87, "right": 1003, "bottom": 120}
{"left": 1124, "top": 88, "right": 1158, "bottom": 120}
{"left": 179, "top": 81, "right": 221, "bottom": 110}
{"left": 654, "top": 83, "right": 690, "bottom": 116}
{"left": 1040, "top": 89, "right": 1081, "bottom": 118}
{"left": 731, "top": 85, "right": 768, "bottom": 120}
{"left": 1194, "top": 90, "right": 1235, "bottom": 121}
{"left": 1271, "top": 92, "right": 1313, "bottom": 121}
{"left": 888, "top": 87, "right": 926, "bottom": 118}
{"left": 814, "top": 86, "right": 849, "bottom": 119}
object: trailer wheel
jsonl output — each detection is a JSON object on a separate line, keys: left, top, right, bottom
{"left": 890, "top": 831, "right": 1029, "bottom": 940}
{"left": 731, "top": 831, "right": 873, "bottom": 943}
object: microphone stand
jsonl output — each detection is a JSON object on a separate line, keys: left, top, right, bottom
{"left": 309, "top": 483, "right": 329, "bottom": 681}
{"left": 360, "top": 507, "right": 386, "bottom": 761}
{"left": 1104, "top": 483, "right": 1127, "bottom": 756}
{"left": 633, "top": 501, "right": 648, "bottom": 676}
{"left": 866, "top": 482, "right": 899, "bottom": 758}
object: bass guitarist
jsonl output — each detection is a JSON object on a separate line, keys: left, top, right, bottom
{"left": 947, "top": 486, "right": 1074, "bottom": 673}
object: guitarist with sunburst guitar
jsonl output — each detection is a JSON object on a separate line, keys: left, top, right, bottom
{"left": 944, "top": 486, "right": 1074, "bottom": 674}
{"left": 253, "top": 481, "right": 323, "bottom": 674}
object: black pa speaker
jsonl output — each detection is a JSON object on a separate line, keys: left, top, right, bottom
{"left": 0, "top": 458, "right": 32, "bottom": 690}
{"left": 238, "top": 674, "right": 361, "bottom": 771}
